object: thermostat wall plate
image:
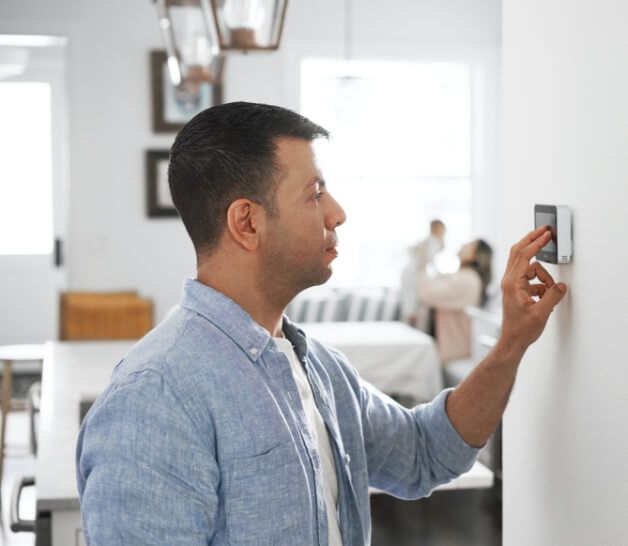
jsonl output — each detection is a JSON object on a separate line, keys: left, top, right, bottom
{"left": 534, "top": 204, "right": 572, "bottom": 264}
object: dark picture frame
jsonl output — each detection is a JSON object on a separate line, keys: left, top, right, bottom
{"left": 150, "top": 50, "right": 223, "bottom": 133}
{"left": 146, "top": 149, "right": 178, "bottom": 218}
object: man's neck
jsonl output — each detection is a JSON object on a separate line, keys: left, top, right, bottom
{"left": 196, "top": 260, "right": 287, "bottom": 338}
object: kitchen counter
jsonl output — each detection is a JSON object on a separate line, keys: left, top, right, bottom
{"left": 37, "top": 340, "right": 133, "bottom": 513}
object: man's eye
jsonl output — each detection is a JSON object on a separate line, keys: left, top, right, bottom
{"left": 314, "top": 191, "right": 325, "bottom": 202}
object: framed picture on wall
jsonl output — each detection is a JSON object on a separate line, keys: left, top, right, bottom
{"left": 150, "top": 50, "right": 224, "bottom": 133}
{"left": 146, "top": 149, "right": 178, "bottom": 218}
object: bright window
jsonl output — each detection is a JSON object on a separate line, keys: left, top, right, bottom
{"left": 0, "top": 81, "right": 53, "bottom": 255}
{"left": 301, "top": 59, "right": 473, "bottom": 287}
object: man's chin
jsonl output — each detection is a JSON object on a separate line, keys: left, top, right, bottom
{"left": 298, "top": 267, "right": 333, "bottom": 291}
{"left": 319, "top": 267, "right": 333, "bottom": 284}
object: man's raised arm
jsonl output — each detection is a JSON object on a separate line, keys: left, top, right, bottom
{"left": 446, "top": 225, "right": 568, "bottom": 447}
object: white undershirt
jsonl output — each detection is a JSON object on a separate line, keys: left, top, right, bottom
{"left": 274, "top": 337, "right": 343, "bottom": 546}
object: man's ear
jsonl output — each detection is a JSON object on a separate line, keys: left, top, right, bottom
{"left": 226, "top": 199, "right": 264, "bottom": 251}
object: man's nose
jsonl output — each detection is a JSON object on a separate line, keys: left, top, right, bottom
{"left": 325, "top": 194, "right": 347, "bottom": 229}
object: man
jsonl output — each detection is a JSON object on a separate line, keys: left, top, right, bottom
{"left": 400, "top": 219, "right": 446, "bottom": 331}
{"left": 76, "top": 102, "right": 567, "bottom": 545}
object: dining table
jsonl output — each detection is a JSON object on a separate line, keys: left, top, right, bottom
{"left": 303, "top": 321, "right": 444, "bottom": 403}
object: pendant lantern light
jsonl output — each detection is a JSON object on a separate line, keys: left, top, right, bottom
{"left": 209, "top": 0, "right": 288, "bottom": 51}
{"left": 152, "top": 0, "right": 225, "bottom": 86}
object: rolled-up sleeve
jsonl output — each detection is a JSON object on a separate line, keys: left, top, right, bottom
{"left": 76, "top": 368, "right": 220, "bottom": 545}
{"left": 359, "top": 380, "right": 479, "bottom": 499}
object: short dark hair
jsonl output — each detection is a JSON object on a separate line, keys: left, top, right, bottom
{"left": 168, "top": 102, "right": 329, "bottom": 258}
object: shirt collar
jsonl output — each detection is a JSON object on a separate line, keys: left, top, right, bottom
{"left": 179, "top": 278, "right": 312, "bottom": 364}
{"left": 180, "top": 278, "right": 272, "bottom": 363}
{"left": 281, "top": 316, "right": 309, "bottom": 362}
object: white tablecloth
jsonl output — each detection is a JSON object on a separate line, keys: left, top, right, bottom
{"left": 302, "top": 321, "right": 443, "bottom": 403}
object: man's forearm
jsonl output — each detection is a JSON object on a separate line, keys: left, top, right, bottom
{"left": 444, "top": 226, "right": 568, "bottom": 449}
{"left": 445, "top": 341, "right": 526, "bottom": 448}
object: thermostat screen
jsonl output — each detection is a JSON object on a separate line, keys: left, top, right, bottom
{"left": 534, "top": 203, "right": 572, "bottom": 265}
{"left": 536, "top": 212, "right": 557, "bottom": 252}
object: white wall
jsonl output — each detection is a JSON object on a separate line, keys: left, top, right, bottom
{"left": 0, "top": 0, "right": 501, "bottom": 324}
{"left": 501, "top": 1, "right": 628, "bottom": 544}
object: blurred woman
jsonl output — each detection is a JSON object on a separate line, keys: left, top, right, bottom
{"left": 417, "top": 239, "right": 493, "bottom": 363}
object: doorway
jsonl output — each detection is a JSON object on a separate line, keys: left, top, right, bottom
{"left": 0, "top": 36, "right": 69, "bottom": 345}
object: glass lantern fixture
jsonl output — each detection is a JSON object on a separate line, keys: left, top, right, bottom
{"left": 210, "top": 0, "right": 289, "bottom": 51}
{"left": 153, "top": 0, "right": 225, "bottom": 86}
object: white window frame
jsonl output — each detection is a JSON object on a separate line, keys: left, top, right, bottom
{"left": 282, "top": 40, "right": 500, "bottom": 253}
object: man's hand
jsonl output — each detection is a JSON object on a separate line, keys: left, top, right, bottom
{"left": 446, "top": 226, "right": 568, "bottom": 447}
{"left": 497, "top": 225, "right": 568, "bottom": 357}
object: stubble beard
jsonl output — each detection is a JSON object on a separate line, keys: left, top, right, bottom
{"left": 258, "top": 247, "right": 332, "bottom": 306}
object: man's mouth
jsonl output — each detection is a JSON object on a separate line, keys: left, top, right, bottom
{"left": 325, "top": 241, "right": 338, "bottom": 254}
{"left": 325, "top": 234, "right": 339, "bottom": 253}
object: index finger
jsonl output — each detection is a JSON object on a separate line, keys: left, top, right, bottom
{"left": 512, "top": 225, "right": 551, "bottom": 253}
{"left": 520, "top": 229, "right": 552, "bottom": 262}
{"left": 507, "top": 226, "right": 551, "bottom": 268}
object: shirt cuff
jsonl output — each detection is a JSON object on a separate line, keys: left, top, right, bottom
{"left": 419, "top": 388, "right": 480, "bottom": 474}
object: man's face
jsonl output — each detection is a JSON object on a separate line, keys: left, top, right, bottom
{"left": 259, "top": 138, "right": 346, "bottom": 294}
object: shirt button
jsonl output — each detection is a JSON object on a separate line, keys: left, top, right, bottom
{"left": 249, "top": 347, "right": 258, "bottom": 356}
{"left": 344, "top": 453, "right": 351, "bottom": 466}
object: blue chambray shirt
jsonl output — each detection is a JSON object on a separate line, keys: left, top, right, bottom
{"left": 76, "top": 278, "right": 479, "bottom": 545}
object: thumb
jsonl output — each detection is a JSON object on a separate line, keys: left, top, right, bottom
{"left": 537, "top": 282, "right": 568, "bottom": 315}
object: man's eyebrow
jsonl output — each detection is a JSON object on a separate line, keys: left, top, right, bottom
{"left": 303, "top": 177, "right": 326, "bottom": 190}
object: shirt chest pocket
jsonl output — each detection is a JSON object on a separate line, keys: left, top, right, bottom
{"left": 223, "top": 442, "right": 312, "bottom": 545}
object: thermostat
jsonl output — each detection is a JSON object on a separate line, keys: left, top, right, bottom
{"left": 534, "top": 204, "right": 572, "bottom": 264}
